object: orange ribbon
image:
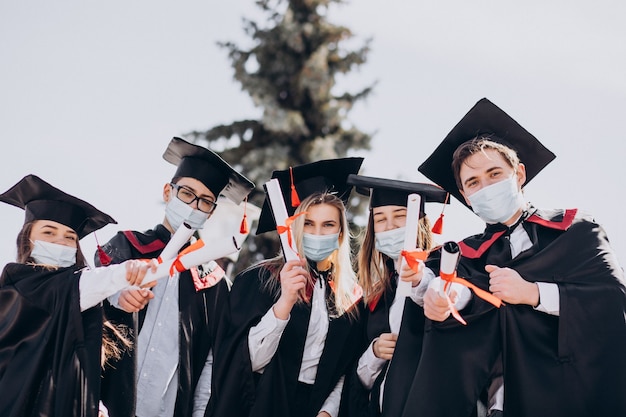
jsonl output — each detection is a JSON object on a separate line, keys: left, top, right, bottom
{"left": 401, "top": 249, "right": 467, "bottom": 324}
{"left": 169, "top": 239, "right": 206, "bottom": 277}
{"left": 401, "top": 250, "right": 429, "bottom": 273}
{"left": 439, "top": 270, "right": 503, "bottom": 308}
{"left": 403, "top": 248, "right": 503, "bottom": 325}
{"left": 276, "top": 212, "right": 307, "bottom": 255}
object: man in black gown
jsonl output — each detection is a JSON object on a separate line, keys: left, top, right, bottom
{"left": 403, "top": 98, "right": 626, "bottom": 417}
{"left": 97, "top": 137, "right": 254, "bottom": 417}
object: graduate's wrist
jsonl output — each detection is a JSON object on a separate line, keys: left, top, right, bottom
{"left": 527, "top": 282, "right": 540, "bottom": 307}
{"left": 273, "top": 297, "right": 294, "bottom": 319}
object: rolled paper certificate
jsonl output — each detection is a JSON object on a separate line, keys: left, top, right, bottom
{"left": 264, "top": 178, "right": 300, "bottom": 262}
{"left": 140, "top": 235, "right": 242, "bottom": 285}
{"left": 439, "top": 241, "right": 461, "bottom": 296}
{"left": 382, "top": 193, "right": 422, "bottom": 381}
{"left": 396, "top": 193, "right": 422, "bottom": 299}
{"left": 158, "top": 222, "right": 195, "bottom": 263}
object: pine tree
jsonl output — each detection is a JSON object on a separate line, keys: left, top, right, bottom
{"left": 186, "top": 0, "right": 374, "bottom": 271}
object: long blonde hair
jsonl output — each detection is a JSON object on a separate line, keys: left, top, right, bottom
{"left": 358, "top": 211, "right": 433, "bottom": 304}
{"left": 260, "top": 192, "right": 359, "bottom": 317}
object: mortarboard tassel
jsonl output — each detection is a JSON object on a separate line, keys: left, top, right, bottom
{"left": 431, "top": 193, "right": 449, "bottom": 235}
{"left": 94, "top": 232, "right": 112, "bottom": 266}
{"left": 240, "top": 196, "right": 249, "bottom": 234}
{"left": 289, "top": 166, "right": 300, "bottom": 207}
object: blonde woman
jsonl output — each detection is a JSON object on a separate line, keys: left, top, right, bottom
{"left": 207, "top": 158, "right": 365, "bottom": 417}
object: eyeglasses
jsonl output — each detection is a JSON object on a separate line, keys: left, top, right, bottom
{"left": 169, "top": 183, "right": 217, "bottom": 214}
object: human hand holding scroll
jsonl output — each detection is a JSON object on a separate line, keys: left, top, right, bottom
{"left": 426, "top": 241, "right": 504, "bottom": 324}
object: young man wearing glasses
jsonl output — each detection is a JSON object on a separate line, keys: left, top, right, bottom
{"left": 95, "top": 137, "right": 254, "bottom": 417}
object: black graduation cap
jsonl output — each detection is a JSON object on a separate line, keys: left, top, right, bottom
{"left": 0, "top": 174, "right": 117, "bottom": 239}
{"left": 163, "top": 137, "right": 255, "bottom": 204}
{"left": 256, "top": 157, "right": 364, "bottom": 234}
{"left": 418, "top": 98, "right": 556, "bottom": 207}
{"left": 346, "top": 174, "right": 449, "bottom": 218}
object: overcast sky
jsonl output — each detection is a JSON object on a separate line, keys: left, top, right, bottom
{"left": 1, "top": 0, "right": 625, "bottom": 268}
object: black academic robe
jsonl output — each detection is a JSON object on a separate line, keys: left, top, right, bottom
{"left": 348, "top": 264, "right": 426, "bottom": 417}
{"left": 402, "top": 208, "right": 626, "bottom": 417}
{"left": 0, "top": 263, "right": 102, "bottom": 417}
{"left": 206, "top": 264, "right": 366, "bottom": 417}
{"left": 96, "top": 224, "right": 228, "bottom": 417}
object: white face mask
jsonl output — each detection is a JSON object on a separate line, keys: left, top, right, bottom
{"left": 467, "top": 175, "right": 525, "bottom": 224}
{"left": 30, "top": 239, "right": 77, "bottom": 267}
{"left": 165, "top": 193, "right": 210, "bottom": 231}
{"left": 302, "top": 232, "right": 340, "bottom": 262}
{"left": 375, "top": 226, "right": 406, "bottom": 260}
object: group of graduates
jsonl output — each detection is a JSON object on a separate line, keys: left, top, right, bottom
{"left": 1, "top": 97, "right": 625, "bottom": 417}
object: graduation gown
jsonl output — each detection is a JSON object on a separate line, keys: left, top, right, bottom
{"left": 206, "top": 264, "right": 365, "bottom": 417}
{"left": 97, "top": 224, "right": 228, "bottom": 417}
{"left": 348, "top": 265, "right": 426, "bottom": 417}
{"left": 402, "top": 208, "right": 626, "bottom": 417}
{"left": 0, "top": 263, "right": 103, "bottom": 417}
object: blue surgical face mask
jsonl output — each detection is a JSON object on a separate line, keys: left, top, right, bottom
{"left": 302, "top": 232, "right": 340, "bottom": 262}
{"left": 374, "top": 226, "right": 406, "bottom": 260}
{"left": 165, "top": 193, "right": 210, "bottom": 231}
{"left": 30, "top": 240, "right": 77, "bottom": 267}
{"left": 467, "top": 175, "right": 525, "bottom": 224}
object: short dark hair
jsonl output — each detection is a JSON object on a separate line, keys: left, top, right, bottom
{"left": 451, "top": 136, "right": 520, "bottom": 190}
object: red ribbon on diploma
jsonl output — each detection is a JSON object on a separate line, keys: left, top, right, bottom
{"left": 401, "top": 249, "right": 468, "bottom": 323}
{"left": 170, "top": 239, "right": 206, "bottom": 277}
{"left": 276, "top": 212, "right": 307, "bottom": 255}
{"left": 439, "top": 270, "right": 504, "bottom": 325}
{"left": 401, "top": 250, "right": 429, "bottom": 272}
{"left": 401, "top": 249, "right": 503, "bottom": 325}
{"left": 439, "top": 270, "right": 503, "bottom": 308}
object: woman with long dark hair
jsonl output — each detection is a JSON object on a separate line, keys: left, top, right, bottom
{"left": 0, "top": 174, "right": 155, "bottom": 417}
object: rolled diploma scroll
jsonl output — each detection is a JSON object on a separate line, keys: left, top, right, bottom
{"left": 395, "top": 193, "right": 422, "bottom": 299}
{"left": 264, "top": 178, "right": 300, "bottom": 262}
{"left": 383, "top": 193, "right": 421, "bottom": 383}
{"left": 158, "top": 222, "right": 196, "bottom": 263}
{"left": 140, "top": 234, "right": 243, "bottom": 286}
{"left": 439, "top": 241, "right": 461, "bottom": 297}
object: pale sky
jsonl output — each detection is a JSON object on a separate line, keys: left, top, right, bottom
{"left": 1, "top": 0, "right": 625, "bottom": 268}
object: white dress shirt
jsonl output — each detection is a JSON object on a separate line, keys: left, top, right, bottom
{"left": 248, "top": 277, "right": 343, "bottom": 417}
{"left": 135, "top": 273, "right": 180, "bottom": 417}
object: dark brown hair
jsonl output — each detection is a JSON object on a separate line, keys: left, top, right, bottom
{"left": 17, "top": 221, "right": 87, "bottom": 268}
{"left": 451, "top": 137, "right": 520, "bottom": 190}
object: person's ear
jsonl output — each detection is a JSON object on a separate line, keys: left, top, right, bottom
{"left": 516, "top": 163, "right": 527, "bottom": 188}
{"left": 163, "top": 183, "right": 173, "bottom": 203}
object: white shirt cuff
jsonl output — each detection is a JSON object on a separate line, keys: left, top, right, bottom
{"left": 356, "top": 339, "right": 387, "bottom": 389}
{"left": 534, "top": 282, "right": 560, "bottom": 316}
{"left": 409, "top": 267, "right": 436, "bottom": 306}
